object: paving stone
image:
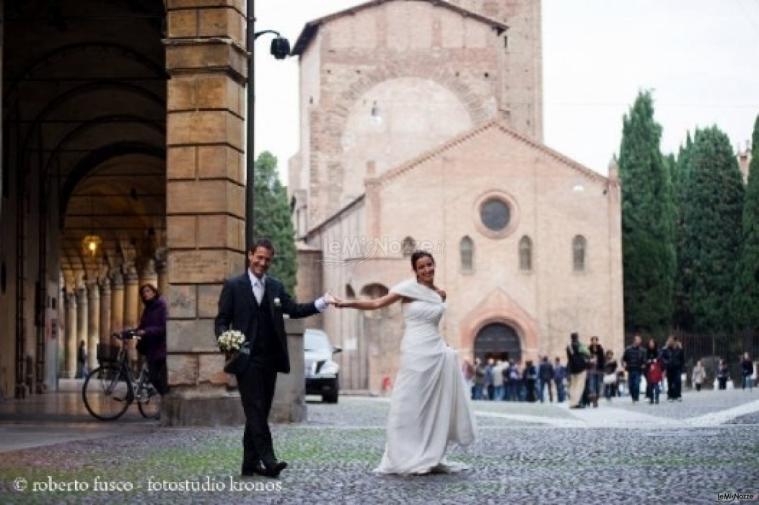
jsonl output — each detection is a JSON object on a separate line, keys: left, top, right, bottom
{"left": 0, "top": 394, "right": 757, "bottom": 504}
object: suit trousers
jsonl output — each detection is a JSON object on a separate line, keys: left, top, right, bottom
{"left": 237, "top": 358, "right": 278, "bottom": 468}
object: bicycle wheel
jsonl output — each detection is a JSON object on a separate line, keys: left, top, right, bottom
{"left": 137, "top": 382, "right": 161, "bottom": 420}
{"left": 82, "top": 365, "right": 132, "bottom": 421}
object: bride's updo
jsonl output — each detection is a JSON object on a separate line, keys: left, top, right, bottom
{"left": 410, "top": 250, "right": 434, "bottom": 270}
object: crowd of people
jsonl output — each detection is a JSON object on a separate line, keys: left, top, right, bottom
{"left": 464, "top": 356, "right": 569, "bottom": 403}
{"left": 617, "top": 333, "right": 685, "bottom": 405}
{"left": 463, "top": 332, "right": 757, "bottom": 407}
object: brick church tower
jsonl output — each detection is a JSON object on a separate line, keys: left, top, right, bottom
{"left": 447, "top": 0, "right": 543, "bottom": 140}
{"left": 290, "top": 0, "right": 544, "bottom": 235}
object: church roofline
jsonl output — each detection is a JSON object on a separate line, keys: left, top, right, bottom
{"left": 305, "top": 194, "right": 366, "bottom": 239}
{"left": 292, "top": 0, "right": 508, "bottom": 56}
{"left": 303, "top": 121, "right": 610, "bottom": 237}
{"left": 375, "top": 120, "right": 611, "bottom": 186}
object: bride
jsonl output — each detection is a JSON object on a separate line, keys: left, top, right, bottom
{"left": 335, "top": 250, "right": 476, "bottom": 475}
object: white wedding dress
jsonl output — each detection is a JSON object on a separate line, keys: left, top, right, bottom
{"left": 374, "top": 279, "right": 477, "bottom": 475}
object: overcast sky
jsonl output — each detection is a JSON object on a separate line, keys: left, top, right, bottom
{"left": 253, "top": 0, "right": 759, "bottom": 179}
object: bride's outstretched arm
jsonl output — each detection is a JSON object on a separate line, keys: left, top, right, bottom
{"left": 336, "top": 292, "right": 402, "bottom": 310}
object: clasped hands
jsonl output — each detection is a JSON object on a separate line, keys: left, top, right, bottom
{"left": 323, "top": 292, "right": 347, "bottom": 308}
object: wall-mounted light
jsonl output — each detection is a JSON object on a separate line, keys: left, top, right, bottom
{"left": 270, "top": 36, "right": 291, "bottom": 60}
{"left": 81, "top": 196, "right": 102, "bottom": 258}
{"left": 82, "top": 235, "right": 103, "bottom": 258}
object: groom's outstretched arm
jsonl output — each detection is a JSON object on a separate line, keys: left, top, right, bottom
{"left": 279, "top": 283, "right": 324, "bottom": 319}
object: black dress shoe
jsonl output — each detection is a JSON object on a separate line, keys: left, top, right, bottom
{"left": 241, "top": 465, "right": 258, "bottom": 478}
{"left": 256, "top": 461, "right": 288, "bottom": 478}
{"left": 241, "top": 458, "right": 263, "bottom": 478}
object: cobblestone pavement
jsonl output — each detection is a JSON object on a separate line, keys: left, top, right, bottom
{"left": 0, "top": 390, "right": 758, "bottom": 504}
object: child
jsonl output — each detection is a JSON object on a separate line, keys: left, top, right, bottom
{"left": 646, "top": 357, "right": 663, "bottom": 404}
{"left": 717, "top": 360, "right": 730, "bottom": 390}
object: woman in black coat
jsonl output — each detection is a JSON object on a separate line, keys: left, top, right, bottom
{"left": 523, "top": 360, "right": 538, "bottom": 402}
{"left": 131, "top": 283, "right": 168, "bottom": 395}
{"left": 741, "top": 353, "right": 755, "bottom": 391}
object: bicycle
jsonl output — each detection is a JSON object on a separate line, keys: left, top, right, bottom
{"left": 82, "top": 330, "right": 161, "bottom": 421}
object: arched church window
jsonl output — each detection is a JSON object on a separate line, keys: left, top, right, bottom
{"left": 460, "top": 236, "right": 474, "bottom": 272}
{"left": 573, "top": 235, "right": 587, "bottom": 272}
{"left": 401, "top": 237, "right": 415, "bottom": 257}
{"left": 360, "top": 283, "right": 389, "bottom": 319}
{"left": 519, "top": 236, "right": 532, "bottom": 272}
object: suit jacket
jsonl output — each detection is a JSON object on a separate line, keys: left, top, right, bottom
{"left": 214, "top": 272, "right": 319, "bottom": 373}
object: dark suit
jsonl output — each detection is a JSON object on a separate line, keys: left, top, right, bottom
{"left": 215, "top": 271, "right": 320, "bottom": 469}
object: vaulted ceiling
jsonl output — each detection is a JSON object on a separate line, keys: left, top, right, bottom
{"left": 4, "top": 0, "right": 167, "bottom": 280}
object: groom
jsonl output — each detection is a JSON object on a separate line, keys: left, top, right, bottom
{"left": 215, "top": 238, "right": 331, "bottom": 478}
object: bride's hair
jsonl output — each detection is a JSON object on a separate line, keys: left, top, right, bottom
{"left": 410, "top": 250, "right": 434, "bottom": 270}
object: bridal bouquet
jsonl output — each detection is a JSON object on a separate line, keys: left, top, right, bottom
{"left": 217, "top": 330, "right": 245, "bottom": 353}
{"left": 217, "top": 330, "right": 250, "bottom": 374}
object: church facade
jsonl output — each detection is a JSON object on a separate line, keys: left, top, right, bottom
{"left": 289, "top": 0, "right": 624, "bottom": 393}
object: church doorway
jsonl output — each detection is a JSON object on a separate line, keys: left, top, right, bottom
{"left": 474, "top": 323, "right": 522, "bottom": 363}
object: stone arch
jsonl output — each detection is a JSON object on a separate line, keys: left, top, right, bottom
{"left": 359, "top": 282, "right": 388, "bottom": 297}
{"left": 333, "top": 65, "right": 490, "bottom": 142}
{"left": 61, "top": 150, "right": 165, "bottom": 278}
{"left": 474, "top": 322, "right": 522, "bottom": 363}
{"left": 60, "top": 141, "right": 166, "bottom": 216}
{"left": 357, "top": 281, "right": 404, "bottom": 393}
{"left": 338, "top": 76, "right": 479, "bottom": 204}
{"left": 458, "top": 288, "right": 540, "bottom": 361}
{"left": 18, "top": 80, "right": 164, "bottom": 177}
{"left": 469, "top": 315, "right": 533, "bottom": 363}
{"left": 311, "top": 66, "right": 492, "bottom": 217}
{"left": 345, "top": 283, "right": 356, "bottom": 299}
{"left": 3, "top": 41, "right": 166, "bottom": 109}
{"left": 359, "top": 282, "right": 389, "bottom": 320}
{"left": 44, "top": 114, "right": 164, "bottom": 179}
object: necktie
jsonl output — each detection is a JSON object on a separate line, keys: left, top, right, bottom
{"left": 253, "top": 279, "right": 263, "bottom": 305}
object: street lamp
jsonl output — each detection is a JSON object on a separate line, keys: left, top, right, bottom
{"left": 255, "top": 29, "right": 291, "bottom": 59}
{"left": 245, "top": 1, "right": 292, "bottom": 260}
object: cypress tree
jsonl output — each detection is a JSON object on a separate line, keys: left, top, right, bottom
{"left": 679, "top": 127, "right": 744, "bottom": 333}
{"left": 673, "top": 132, "right": 696, "bottom": 330}
{"left": 673, "top": 132, "right": 694, "bottom": 209}
{"left": 618, "top": 91, "right": 677, "bottom": 336}
{"left": 732, "top": 115, "right": 759, "bottom": 332}
{"left": 253, "top": 151, "right": 298, "bottom": 293}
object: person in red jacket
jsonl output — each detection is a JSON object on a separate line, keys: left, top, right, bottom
{"left": 646, "top": 357, "right": 663, "bottom": 404}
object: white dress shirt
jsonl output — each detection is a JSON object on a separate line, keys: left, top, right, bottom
{"left": 248, "top": 269, "right": 328, "bottom": 312}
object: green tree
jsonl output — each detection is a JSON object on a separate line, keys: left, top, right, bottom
{"left": 253, "top": 151, "right": 297, "bottom": 293}
{"left": 618, "top": 91, "right": 677, "bottom": 336}
{"left": 732, "top": 115, "right": 759, "bottom": 331}
{"left": 679, "top": 127, "right": 744, "bottom": 333}
{"left": 673, "top": 132, "right": 696, "bottom": 329}
{"left": 672, "top": 131, "right": 695, "bottom": 224}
